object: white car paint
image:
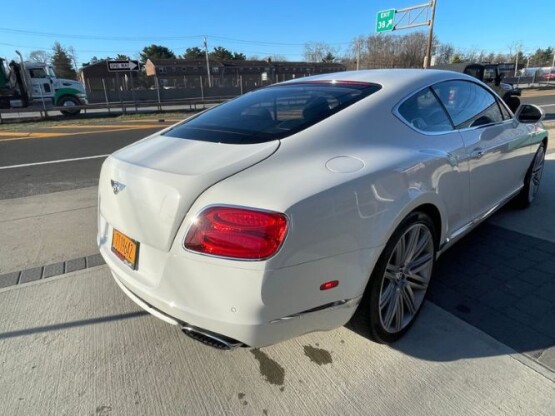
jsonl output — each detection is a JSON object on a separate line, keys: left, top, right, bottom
{"left": 98, "top": 69, "right": 547, "bottom": 348}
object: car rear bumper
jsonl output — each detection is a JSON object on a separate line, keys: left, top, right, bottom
{"left": 98, "top": 212, "right": 379, "bottom": 348}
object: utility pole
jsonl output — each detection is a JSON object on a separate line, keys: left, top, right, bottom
{"left": 356, "top": 39, "right": 361, "bottom": 70}
{"left": 203, "top": 36, "right": 212, "bottom": 88}
{"left": 515, "top": 50, "right": 519, "bottom": 77}
{"left": 424, "top": 0, "right": 437, "bottom": 69}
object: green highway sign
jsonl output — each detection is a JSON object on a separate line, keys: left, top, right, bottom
{"left": 376, "top": 8, "right": 395, "bottom": 33}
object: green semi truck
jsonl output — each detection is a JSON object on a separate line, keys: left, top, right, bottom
{"left": 0, "top": 51, "right": 87, "bottom": 115}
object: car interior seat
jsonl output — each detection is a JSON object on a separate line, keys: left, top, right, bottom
{"left": 303, "top": 96, "right": 331, "bottom": 121}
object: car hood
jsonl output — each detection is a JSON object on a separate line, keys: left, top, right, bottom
{"left": 99, "top": 133, "right": 280, "bottom": 251}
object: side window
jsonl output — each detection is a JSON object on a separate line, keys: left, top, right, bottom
{"left": 498, "top": 99, "right": 513, "bottom": 119}
{"left": 29, "top": 68, "right": 47, "bottom": 78}
{"left": 398, "top": 88, "right": 453, "bottom": 132}
{"left": 432, "top": 81, "right": 504, "bottom": 129}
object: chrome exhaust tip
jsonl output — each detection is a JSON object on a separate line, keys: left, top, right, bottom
{"left": 181, "top": 325, "right": 244, "bottom": 350}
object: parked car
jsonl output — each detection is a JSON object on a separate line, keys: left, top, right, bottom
{"left": 541, "top": 72, "right": 555, "bottom": 81}
{"left": 98, "top": 69, "right": 547, "bottom": 349}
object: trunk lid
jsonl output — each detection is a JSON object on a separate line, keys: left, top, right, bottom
{"left": 99, "top": 133, "right": 279, "bottom": 251}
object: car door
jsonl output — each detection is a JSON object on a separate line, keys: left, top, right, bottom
{"left": 29, "top": 67, "right": 55, "bottom": 103}
{"left": 396, "top": 86, "right": 471, "bottom": 237}
{"left": 432, "top": 80, "right": 530, "bottom": 219}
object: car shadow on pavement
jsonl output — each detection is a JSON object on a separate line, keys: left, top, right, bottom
{"left": 347, "top": 215, "right": 555, "bottom": 369}
{"left": 0, "top": 311, "right": 148, "bottom": 340}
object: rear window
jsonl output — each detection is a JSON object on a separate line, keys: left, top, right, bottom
{"left": 164, "top": 82, "right": 381, "bottom": 144}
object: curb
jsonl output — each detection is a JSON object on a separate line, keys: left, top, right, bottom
{"left": 0, "top": 253, "right": 105, "bottom": 290}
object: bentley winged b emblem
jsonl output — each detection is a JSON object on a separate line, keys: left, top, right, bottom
{"left": 110, "top": 180, "right": 126, "bottom": 195}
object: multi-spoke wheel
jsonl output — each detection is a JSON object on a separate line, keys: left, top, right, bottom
{"left": 516, "top": 145, "right": 545, "bottom": 209}
{"left": 361, "top": 211, "right": 436, "bottom": 343}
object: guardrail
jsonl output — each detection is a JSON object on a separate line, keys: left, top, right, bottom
{"left": 0, "top": 96, "right": 233, "bottom": 123}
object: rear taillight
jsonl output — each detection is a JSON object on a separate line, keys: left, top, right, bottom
{"left": 184, "top": 206, "right": 288, "bottom": 260}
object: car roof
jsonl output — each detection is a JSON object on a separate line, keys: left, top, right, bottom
{"left": 283, "top": 69, "right": 479, "bottom": 100}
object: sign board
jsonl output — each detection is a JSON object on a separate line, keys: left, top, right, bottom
{"left": 376, "top": 9, "right": 395, "bottom": 33}
{"left": 107, "top": 60, "right": 140, "bottom": 72}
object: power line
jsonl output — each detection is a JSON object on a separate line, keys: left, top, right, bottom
{"left": 0, "top": 27, "right": 353, "bottom": 47}
{"left": 0, "top": 27, "right": 203, "bottom": 42}
{"left": 0, "top": 41, "right": 136, "bottom": 54}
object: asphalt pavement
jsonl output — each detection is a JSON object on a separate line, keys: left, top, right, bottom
{"left": 0, "top": 120, "right": 178, "bottom": 199}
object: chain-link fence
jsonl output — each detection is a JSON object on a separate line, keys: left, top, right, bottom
{"left": 83, "top": 73, "right": 311, "bottom": 105}
{"left": 503, "top": 67, "right": 555, "bottom": 88}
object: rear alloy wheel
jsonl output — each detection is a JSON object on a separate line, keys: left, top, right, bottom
{"left": 516, "top": 145, "right": 545, "bottom": 209}
{"left": 363, "top": 212, "right": 436, "bottom": 343}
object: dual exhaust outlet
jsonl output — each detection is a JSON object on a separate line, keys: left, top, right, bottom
{"left": 181, "top": 324, "right": 244, "bottom": 350}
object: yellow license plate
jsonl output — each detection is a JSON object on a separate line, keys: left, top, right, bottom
{"left": 111, "top": 229, "right": 139, "bottom": 270}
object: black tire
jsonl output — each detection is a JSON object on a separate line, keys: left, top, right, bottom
{"left": 357, "top": 211, "right": 437, "bottom": 344}
{"left": 59, "top": 96, "right": 81, "bottom": 116}
{"left": 515, "top": 145, "right": 546, "bottom": 209}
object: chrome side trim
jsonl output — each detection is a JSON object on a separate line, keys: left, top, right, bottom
{"left": 392, "top": 78, "right": 514, "bottom": 136}
{"left": 269, "top": 296, "right": 362, "bottom": 324}
{"left": 437, "top": 186, "right": 523, "bottom": 256}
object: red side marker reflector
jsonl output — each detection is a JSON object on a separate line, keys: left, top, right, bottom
{"left": 320, "top": 280, "right": 339, "bottom": 291}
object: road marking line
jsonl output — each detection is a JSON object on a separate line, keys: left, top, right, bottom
{"left": 539, "top": 104, "right": 555, "bottom": 107}
{"left": 0, "top": 132, "right": 31, "bottom": 137}
{"left": 118, "top": 119, "right": 182, "bottom": 123}
{"left": 0, "top": 154, "right": 109, "bottom": 170}
{"left": 0, "top": 132, "right": 73, "bottom": 140}
{"left": 0, "top": 126, "right": 156, "bottom": 143}
{"left": 45, "top": 123, "right": 171, "bottom": 129}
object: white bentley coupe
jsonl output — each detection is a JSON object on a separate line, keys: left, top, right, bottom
{"left": 98, "top": 70, "right": 547, "bottom": 349}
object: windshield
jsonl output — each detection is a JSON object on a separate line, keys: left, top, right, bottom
{"left": 46, "top": 66, "right": 57, "bottom": 78}
{"left": 164, "top": 82, "right": 381, "bottom": 144}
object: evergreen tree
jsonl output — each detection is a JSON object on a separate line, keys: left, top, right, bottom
{"left": 182, "top": 47, "right": 204, "bottom": 59}
{"left": 140, "top": 45, "right": 176, "bottom": 63}
{"left": 51, "top": 42, "right": 77, "bottom": 79}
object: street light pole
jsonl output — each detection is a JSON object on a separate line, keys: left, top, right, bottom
{"left": 424, "top": 0, "right": 437, "bottom": 68}
{"left": 203, "top": 36, "right": 212, "bottom": 88}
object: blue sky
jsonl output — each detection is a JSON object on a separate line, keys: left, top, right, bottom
{"left": 0, "top": 0, "right": 552, "bottom": 65}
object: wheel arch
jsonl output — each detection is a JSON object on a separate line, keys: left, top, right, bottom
{"left": 55, "top": 93, "right": 79, "bottom": 106}
{"left": 380, "top": 194, "right": 447, "bottom": 255}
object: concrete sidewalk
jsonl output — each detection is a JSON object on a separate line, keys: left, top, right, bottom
{"left": 0, "top": 267, "right": 552, "bottom": 416}
{"left": 0, "top": 186, "right": 98, "bottom": 275}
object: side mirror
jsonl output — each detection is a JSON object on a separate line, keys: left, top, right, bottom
{"left": 515, "top": 104, "right": 544, "bottom": 123}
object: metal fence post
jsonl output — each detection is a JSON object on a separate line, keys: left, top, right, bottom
{"left": 102, "top": 78, "right": 111, "bottom": 114}
{"left": 39, "top": 84, "right": 48, "bottom": 119}
{"left": 130, "top": 73, "right": 137, "bottom": 113}
{"left": 155, "top": 75, "right": 161, "bottom": 111}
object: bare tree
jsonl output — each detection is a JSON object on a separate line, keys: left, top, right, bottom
{"left": 435, "top": 43, "right": 454, "bottom": 64}
{"left": 303, "top": 42, "right": 339, "bottom": 62}
{"left": 28, "top": 50, "right": 51, "bottom": 64}
{"left": 67, "top": 46, "right": 79, "bottom": 72}
{"left": 351, "top": 33, "right": 429, "bottom": 69}
{"left": 268, "top": 54, "right": 288, "bottom": 62}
